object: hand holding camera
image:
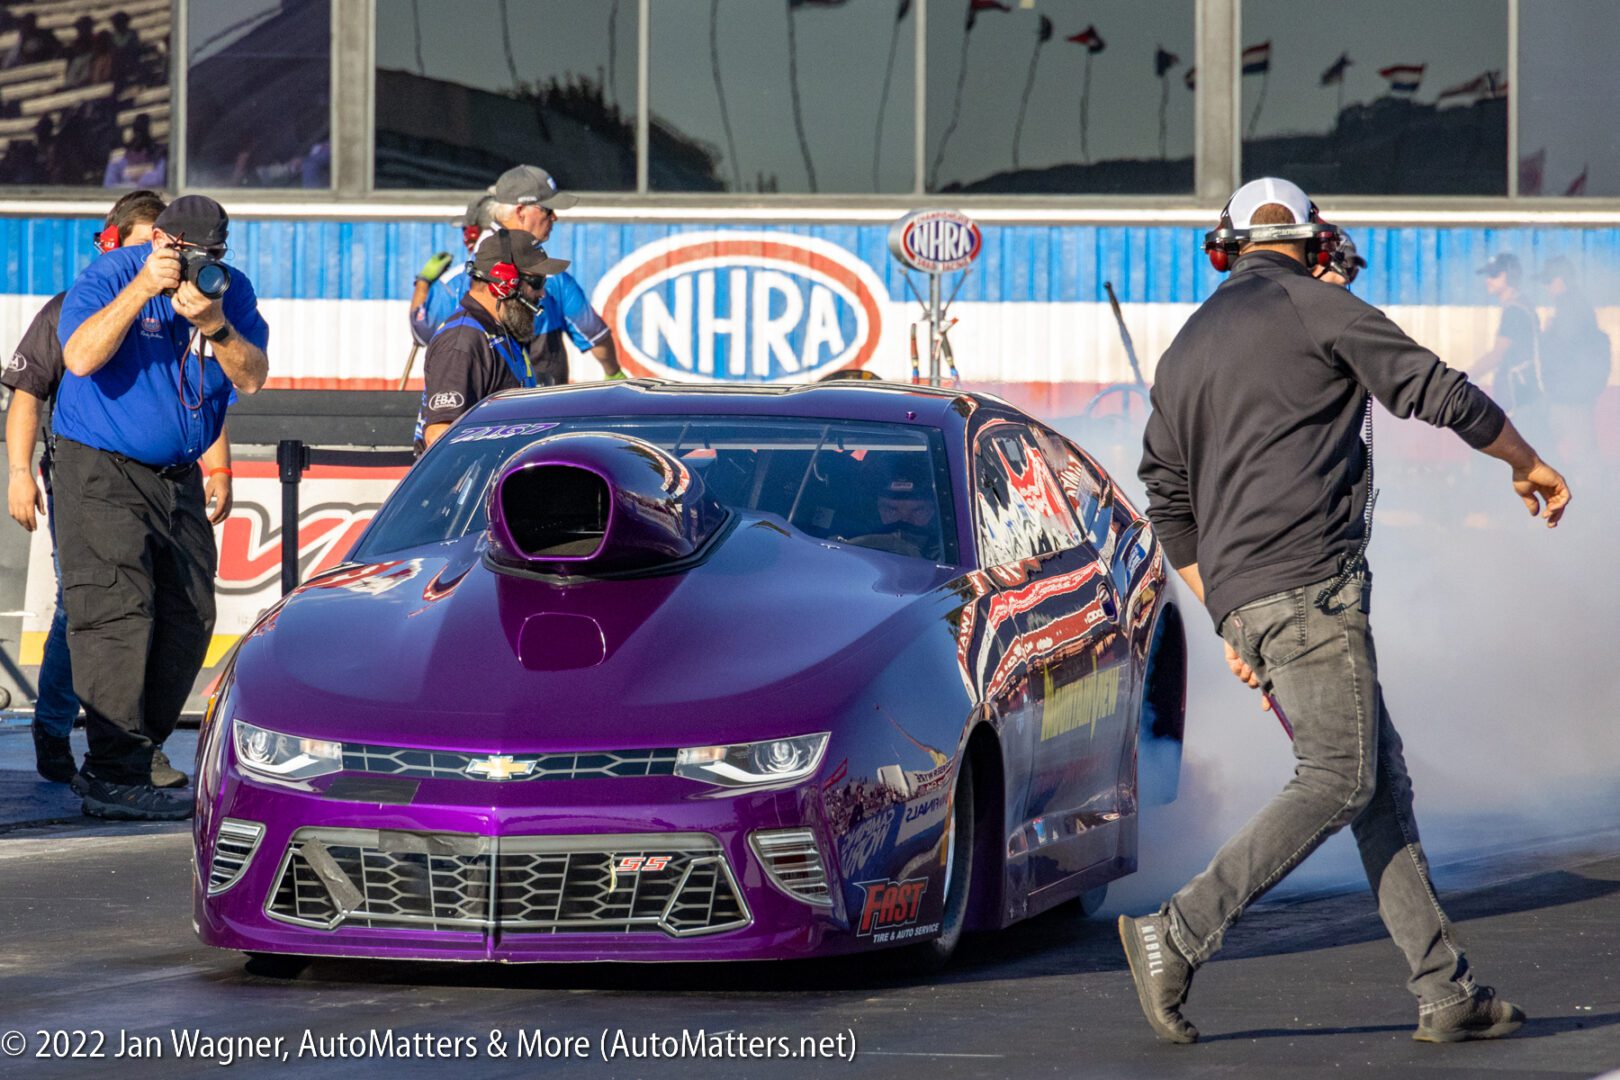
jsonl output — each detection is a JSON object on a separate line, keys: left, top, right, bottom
{"left": 140, "top": 244, "right": 182, "bottom": 298}
{"left": 172, "top": 280, "right": 225, "bottom": 335}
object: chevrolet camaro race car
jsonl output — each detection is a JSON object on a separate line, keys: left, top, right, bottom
{"left": 194, "top": 380, "right": 1186, "bottom": 968}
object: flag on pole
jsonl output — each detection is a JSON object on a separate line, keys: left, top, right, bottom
{"left": 1519, "top": 148, "right": 1546, "bottom": 195}
{"left": 896, "top": 0, "right": 911, "bottom": 20}
{"left": 1321, "top": 53, "right": 1351, "bottom": 86}
{"left": 1038, "top": 13, "right": 1053, "bottom": 42}
{"left": 1067, "top": 25, "right": 1105, "bottom": 53}
{"left": 1184, "top": 65, "right": 1196, "bottom": 90}
{"left": 1437, "top": 70, "right": 1505, "bottom": 101}
{"left": 1242, "top": 41, "right": 1271, "bottom": 75}
{"left": 1379, "top": 64, "right": 1425, "bottom": 94}
{"left": 966, "top": 0, "right": 1009, "bottom": 30}
{"left": 1565, "top": 166, "right": 1589, "bottom": 197}
{"left": 1155, "top": 46, "right": 1180, "bottom": 78}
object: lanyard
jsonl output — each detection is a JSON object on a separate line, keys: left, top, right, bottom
{"left": 439, "top": 313, "right": 535, "bottom": 388}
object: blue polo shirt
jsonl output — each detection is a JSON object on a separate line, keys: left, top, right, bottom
{"left": 54, "top": 243, "right": 269, "bottom": 467}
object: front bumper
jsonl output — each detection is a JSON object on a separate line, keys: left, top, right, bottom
{"left": 194, "top": 769, "right": 852, "bottom": 963}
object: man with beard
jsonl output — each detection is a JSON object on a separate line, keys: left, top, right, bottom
{"left": 414, "top": 229, "right": 569, "bottom": 453}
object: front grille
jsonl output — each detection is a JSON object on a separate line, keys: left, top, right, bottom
{"left": 265, "top": 829, "right": 749, "bottom": 938}
{"left": 750, "top": 828, "right": 833, "bottom": 907}
{"left": 340, "top": 745, "right": 679, "bottom": 782}
{"left": 207, "top": 819, "right": 265, "bottom": 895}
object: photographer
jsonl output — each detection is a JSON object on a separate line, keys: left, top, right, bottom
{"left": 53, "top": 195, "right": 267, "bottom": 821}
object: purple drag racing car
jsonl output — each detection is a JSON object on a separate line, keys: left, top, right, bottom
{"left": 193, "top": 380, "right": 1187, "bottom": 969}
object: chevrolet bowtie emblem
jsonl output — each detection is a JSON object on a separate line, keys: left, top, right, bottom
{"left": 465, "top": 755, "right": 536, "bottom": 781}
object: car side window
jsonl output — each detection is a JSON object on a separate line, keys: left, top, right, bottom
{"left": 973, "top": 422, "right": 1086, "bottom": 566}
{"left": 1031, "top": 426, "right": 1111, "bottom": 551}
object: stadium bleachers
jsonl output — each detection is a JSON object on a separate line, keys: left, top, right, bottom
{"left": 0, "top": 1, "right": 171, "bottom": 185}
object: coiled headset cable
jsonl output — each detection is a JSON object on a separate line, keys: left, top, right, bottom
{"left": 1315, "top": 393, "right": 1378, "bottom": 611}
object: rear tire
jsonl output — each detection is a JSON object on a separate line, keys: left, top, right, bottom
{"left": 905, "top": 756, "right": 975, "bottom": 971}
{"left": 243, "top": 952, "right": 312, "bottom": 979}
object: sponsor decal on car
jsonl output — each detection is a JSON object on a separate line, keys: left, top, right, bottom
{"left": 614, "top": 856, "right": 672, "bottom": 873}
{"left": 836, "top": 806, "right": 897, "bottom": 879}
{"left": 1040, "top": 665, "right": 1121, "bottom": 742}
{"left": 856, "top": 876, "right": 930, "bottom": 937}
{"left": 449, "top": 421, "right": 559, "bottom": 444}
{"left": 593, "top": 232, "right": 886, "bottom": 383}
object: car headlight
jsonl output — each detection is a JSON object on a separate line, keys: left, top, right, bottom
{"left": 675, "top": 734, "right": 829, "bottom": 787}
{"left": 231, "top": 720, "right": 343, "bottom": 781}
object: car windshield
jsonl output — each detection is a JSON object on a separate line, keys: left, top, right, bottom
{"left": 355, "top": 415, "right": 958, "bottom": 564}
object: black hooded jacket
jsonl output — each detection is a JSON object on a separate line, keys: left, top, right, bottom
{"left": 1139, "top": 250, "right": 1505, "bottom": 627}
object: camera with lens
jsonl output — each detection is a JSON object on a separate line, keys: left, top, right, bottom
{"left": 176, "top": 247, "right": 231, "bottom": 300}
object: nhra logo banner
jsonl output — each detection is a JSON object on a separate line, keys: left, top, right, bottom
{"left": 592, "top": 232, "right": 886, "bottom": 383}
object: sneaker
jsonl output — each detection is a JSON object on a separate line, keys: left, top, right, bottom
{"left": 1413, "top": 985, "right": 1526, "bottom": 1043}
{"left": 150, "top": 747, "right": 189, "bottom": 789}
{"left": 32, "top": 723, "right": 78, "bottom": 785}
{"left": 1119, "top": 913, "right": 1199, "bottom": 1044}
{"left": 80, "top": 773, "right": 194, "bottom": 822}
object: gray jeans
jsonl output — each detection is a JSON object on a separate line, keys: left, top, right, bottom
{"left": 1166, "top": 572, "right": 1475, "bottom": 1013}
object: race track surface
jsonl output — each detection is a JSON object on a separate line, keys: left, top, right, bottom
{"left": 2, "top": 750, "right": 1616, "bottom": 1080}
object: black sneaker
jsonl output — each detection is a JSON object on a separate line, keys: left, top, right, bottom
{"left": 80, "top": 773, "right": 194, "bottom": 822}
{"left": 32, "top": 723, "right": 78, "bottom": 785}
{"left": 1119, "top": 913, "right": 1199, "bottom": 1044}
{"left": 1413, "top": 985, "right": 1526, "bottom": 1043}
{"left": 150, "top": 747, "right": 189, "bottom": 789}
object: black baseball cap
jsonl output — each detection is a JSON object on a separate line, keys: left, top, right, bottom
{"left": 155, "top": 195, "right": 229, "bottom": 249}
{"left": 472, "top": 229, "right": 570, "bottom": 277}
{"left": 490, "top": 164, "right": 579, "bottom": 210}
{"left": 1477, "top": 252, "right": 1521, "bottom": 278}
{"left": 867, "top": 454, "right": 933, "bottom": 499}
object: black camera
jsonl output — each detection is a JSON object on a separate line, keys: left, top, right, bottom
{"left": 177, "top": 247, "right": 231, "bottom": 300}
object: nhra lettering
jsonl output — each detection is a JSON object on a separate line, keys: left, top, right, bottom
{"left": 449, "top": 421, "right": 559, "bottom": 444}
{"left": 593, "top": 232, "right": 885, "bottom": 383}
{"left": 428, "top": 391, "right": 465, "bottom": 411}
{"left": 856, "top": 877, "right": 929, "bottom": 936}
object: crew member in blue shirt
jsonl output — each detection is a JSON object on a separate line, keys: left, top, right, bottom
{"left": 53, "top": 194, "right": 268, "bottom": 821}
{"left": 408, "top": 193, "right": 494, "bottom": 347}
{"left": 487, "top": 164, "right": 624, "bottom": 384}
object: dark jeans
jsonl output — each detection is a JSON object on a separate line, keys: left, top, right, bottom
{"left": 51, "top": 439, "right": 216, "bottom": 784}
{"left": 34, "top": 484, "right": 80, "bottom": 738}
{"left": 1165, "top": 572, "right": 1476, "bottom": 1014}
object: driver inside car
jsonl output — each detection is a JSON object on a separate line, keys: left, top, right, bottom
{"left": 846, "top": 455, "right": 941, "bottom": 560}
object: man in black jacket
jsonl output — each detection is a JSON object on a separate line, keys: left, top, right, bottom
{"left": 1122, "top": 178, "right": 1569, "bottom": 1046}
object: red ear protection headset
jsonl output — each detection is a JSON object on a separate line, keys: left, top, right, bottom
{"left": 461, "top": 224, "right": 481, "bottom": 252}
{"left": 93, "top": 222, "right": 120, "bottom": 254}
{"left": 473, "top": 229, "right": 521, "bottom": 300}
{"left": 1203, "top": 195, "right": 1344, "bottom": 273}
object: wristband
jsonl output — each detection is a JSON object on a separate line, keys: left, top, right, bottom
{"left": 208, "top": 467, "right": 233, "bottom": 479}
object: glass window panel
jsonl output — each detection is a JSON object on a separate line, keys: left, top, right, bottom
{"left": 925, "top": 0, "right": 1194, "bottom": 195}
{"left": 187, "top": 0, "right": 332, "bottom": 189}
{"left": 1518, "top": 0, "right": 1620, "bottom": 198}
{"left": 0, "top": 1, "right": 173, "bottom": 188}
{"left": 1240, "top": 0, "right": 1507, "bottom": 195}
{"left": 648, "top": 0, "right": 916, "bottom": 194}
{"left": 373, "top": 0, "right": 636, "bottom": 191}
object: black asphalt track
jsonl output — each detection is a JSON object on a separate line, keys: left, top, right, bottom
{"left": 1, "top": 814, "right": 1616, "bottom": 1079}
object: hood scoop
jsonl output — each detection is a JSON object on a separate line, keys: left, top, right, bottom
{"left": 486, "top": 432, "right": 728, "bottom": 578}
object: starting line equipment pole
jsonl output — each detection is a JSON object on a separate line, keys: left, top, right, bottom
{"left": 888, "top": 209, "right": 982, "bottom": 387}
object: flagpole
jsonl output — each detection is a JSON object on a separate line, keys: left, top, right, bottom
{"left": 1080, "top": 50, "right": 1094, "bottom": 163}
{"left": 1158, "top": 73, "right": 1169, "bottom": 159}
{"left": 785, "top": 2, "right": 819, "bottom": 192}
{"left": 872, "top": 6, "right": 906, "bottom": 190}
{"left": 1013, "top": 31, "right": 1043, "bottom": 170}
{"left": 929, "top": 21, "right": 974, "bottom": 190}
{"left": 1247, "top": 65, "right": 1268, "bottom": 139}
{"left": 710, "top": 0, "right": 742, "bottom": 190}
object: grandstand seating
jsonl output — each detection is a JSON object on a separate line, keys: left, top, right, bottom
{"left": 0, "top": 1, "right": 171, "bottom": 185}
